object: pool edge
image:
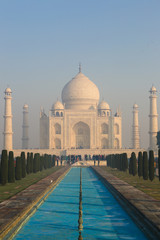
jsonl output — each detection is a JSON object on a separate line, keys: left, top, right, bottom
{"left": 92, "top": 166, "right": 160, "bottom": 240}
{"left": 0, "top": 166, "right": 71, "bottom": 240}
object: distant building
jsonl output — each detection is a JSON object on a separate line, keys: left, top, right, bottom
{"left": 40, "top": 67, "right": 122, "bottom": 150}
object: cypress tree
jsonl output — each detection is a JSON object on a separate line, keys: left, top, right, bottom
{"left": 158, "top": 149, "right": 160, "bottom": 181}
{"left": 132, "top": 152, "right": 137, "bottom": 176}
{"left": 8, "top": 151, "right": 15, "bottom": 183}
{"left": 37, "top": 153, "right": 40, "bottom": 172}
{"left": 138, "top": 152, "right": 143, "bottom": 178}
{"left": 48, "top": 155, "right": 52, "bottom": 168}
{"left": 123, "top": 153, "right": 128, "bottom": 171}
{"left": 0, "top": 150, "right": 8, "bottom": 185}
{"left": 30, "top": 152, "right": 33, "bottom": 173}
{"left": 44, "top": 154, "right": 47, "bottom": 169}
{"left": 0, "top": 158, "right": 1, "bottom": 183}
{"left": 26, "top": 152, "right": 30, "bottom": 174}
{"left": 121, "top": 154, "right": 124, "bottom": 171}
{"left": 40, "top": 156, "right": 43, "bottom": 171}
{"left": 117, "top": 154, "right": 120, "bottom": 170}
{"left": 109, "top": 155, "right": 112, "bottom": 168}
{"left": 33, "top": 153, "right": 37, "bottom": 173}
{"left": 21, "top": 152, "right": 26, "bottom": 178}
{"left": 143, "top": 151, "right": 148, "bottom": 180}
{"left": 15, "top": 157, "right": 22, "bottom": 180}
{"left": 53, "top": 155, "right": 56, "bottom": 167}
{"left": 51, "top": 155, "right": 54, "bottom": 167}
{"left": 149, "top": 150, "right": 154, "bottom": 181}
{"left": 119, "top": 154, "right": 122, "bottom": 171}
{"left": 46, "top": 154, "right": 48, "bottom": 168}
{"left": 122, "top": 154, "right": 124, "bottom": 171}
{"left": 42, "top": 155, "right": 44, "bottom": 169}
{"left": 129, "top": 156, "right": 132, "bottom": 175}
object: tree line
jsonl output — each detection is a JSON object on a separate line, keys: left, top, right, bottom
{"left": 106, "top": 150, "right": 160, "bottom": 182}
{"left": 0, "top": 150, "right": 57, "bottom": 185}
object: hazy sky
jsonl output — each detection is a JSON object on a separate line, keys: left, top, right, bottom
{"left": 0, "top": 0, "right": 160, "bottom": 151}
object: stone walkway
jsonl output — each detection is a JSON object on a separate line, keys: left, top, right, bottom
{"left": 93, "top": 166, "right": 160, "bottom": 239}
{"left": 0, "top": 165, "right": 70, "bottom": 239}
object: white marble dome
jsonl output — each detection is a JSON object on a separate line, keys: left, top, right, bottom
{"left": 98, "top": 100, "right": 110, "bottom": 110}
{"left": 61, "top": 71, "right": 100, "bottom": 110}
{"left": 52, "top": 101, "right": 64, "bottom": 110}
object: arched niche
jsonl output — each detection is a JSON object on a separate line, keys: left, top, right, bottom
{"left": 72, "top": 121, "right": 90, "bottom": 149}
{"left": 114, "top": 124, "right": 119, "bottom": 135}
{"left": 55, "top": 123, "right": 61, "bottom": 134}
{"left": 101, "top": 123, "right": 109, "bottom": 134}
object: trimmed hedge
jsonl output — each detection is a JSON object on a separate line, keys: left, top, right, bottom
{"left": 8, "top": 151, "right": 15, "bottom": 183}
{"left": 26, "top": 152, "right": 30, "bottom": 174}
{"left": 138, "top": 151, "right": 143, "bottom": 178}
{"left": 143, "top": 151, "right": 148, "bottom": 180}
{"left": 15, "top": 157, "right": 22, "bottom": 180}
{"left": 30, "top": 152, "right": 33, "bottom": 173}
{"left": 158, "top": 149, "right": 160, "bottom": 181}
{"left": 0, "top": 150, "right": 8, "bottom": 185}
{"left": 21, "top": 152, "right": 26, "bottom": 178}
{"left": 149, "top": 150, "right": 154, "bottom": 181}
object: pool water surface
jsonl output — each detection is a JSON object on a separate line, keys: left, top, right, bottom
{"left": 13, "top": 167, "right": 147, "bottom": 240}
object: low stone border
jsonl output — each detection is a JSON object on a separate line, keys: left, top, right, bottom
{"left": 0, "top": 165, "right": 71, "bottom": 240}
{"left": 92, "top": 166, "right": 160, "bottom": 240}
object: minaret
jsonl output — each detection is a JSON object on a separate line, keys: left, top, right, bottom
{"left": 3, "top": 88, "right": 13, "bottom": 151}
{"left": 132, "top": 104, "right": 140, "bottom": 149}
{"left": 149, "top": 86, "right": 158, "bottom": 150}
{"left": 22, "top": 104, "right": 29, "bottom": 149}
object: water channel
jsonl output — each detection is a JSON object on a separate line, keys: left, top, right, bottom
{"left": 13, "top": 167, "right": 147, "bottom": 240}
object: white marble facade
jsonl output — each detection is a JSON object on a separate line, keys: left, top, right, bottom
{"left": 40, "top": 69, "right": 122, "bottom": 150}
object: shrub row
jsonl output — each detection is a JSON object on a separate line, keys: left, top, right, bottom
{"left": 107, "top": 150, "right": 158, "bottom": 182}
{"left": 137, "top": 150, "right": 154, "bottom": 181}
{"left": 106, "top": 153, "right": 128, "bottom": 172}
{"left": 0, "top": 150, "right": 57, "bottom": 185}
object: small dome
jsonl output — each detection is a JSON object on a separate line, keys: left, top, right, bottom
{"left": 133, "top": 103, "right": 138, "bottom": 108}
{"left": 23, "top": 104, "right": 28, "bottom": 109}
{"left": 98, "top": 100, "right": 110, "bottom": 110}
{"left": 52, "top": 101, "right": 64, "bottom": 110}
{"left": 61, "top": 71, "right": 100, "bottom": 110}
{"left": 150, "top": 85, "right": 157, "bottom": 92}
{"left": 5, "top": 87, "right": 12, "bottom": 93}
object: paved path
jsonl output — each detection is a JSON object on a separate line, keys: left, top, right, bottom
{"left": 0, "top": 166, "right": 70, "bottom": 239}
{"left": 93, "top": 166, "right": 160, "bottom": 239}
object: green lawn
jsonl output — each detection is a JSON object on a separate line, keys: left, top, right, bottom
{"left": 0, "top": 166, "right": 62, "bottom": 203}
{"left": 101, "top": 167, "right": 160, "bottom": 201}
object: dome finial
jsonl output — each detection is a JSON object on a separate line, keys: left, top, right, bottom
{"left": 79, "top": 63, "right": 81, "bottom": 73}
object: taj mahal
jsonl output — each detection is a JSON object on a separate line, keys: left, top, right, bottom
{"left": 2, "top": 66, "right": 159, "bottom": 157}
{"left": 40, "top": 66, "right": 121, "bottom": 150}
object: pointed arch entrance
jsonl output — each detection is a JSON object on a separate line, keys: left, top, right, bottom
{"left": 72, "top": 121, "right": 90, "bottom": 149}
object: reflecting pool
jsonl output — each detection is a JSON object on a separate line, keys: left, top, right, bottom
{"left": 13, "top": 168, "right": 147, "bottom": 240}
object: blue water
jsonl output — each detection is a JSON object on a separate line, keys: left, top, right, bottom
{"left": 13, "top": 168, "right": 147, "bottom": 240}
